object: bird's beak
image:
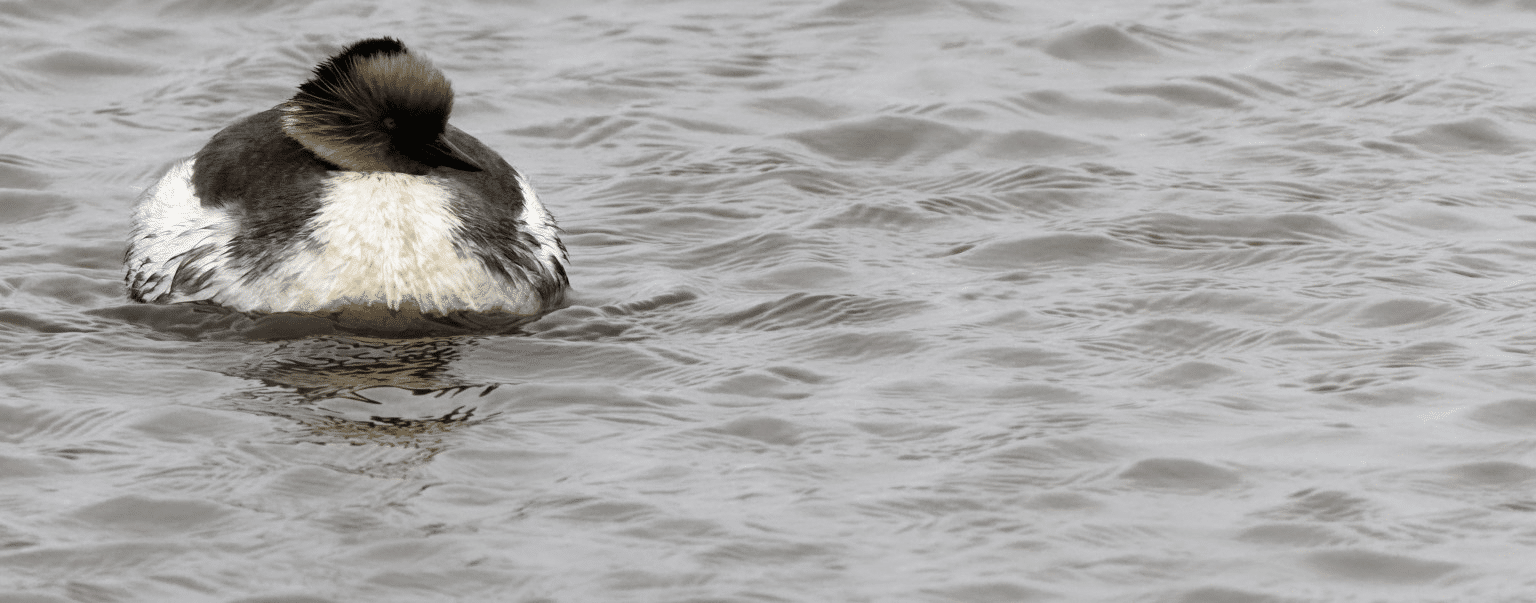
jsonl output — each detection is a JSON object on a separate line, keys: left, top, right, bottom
{"left": 421, "top": 134, "right": 485, "bottom": 172}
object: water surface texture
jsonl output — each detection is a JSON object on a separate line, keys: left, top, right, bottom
{"left": 6, "top": 0, "right": 1536, "bottom": 601}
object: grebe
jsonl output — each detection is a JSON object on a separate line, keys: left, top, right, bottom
{"left": 125, "top": 37, "right": 567, "bottom": 330}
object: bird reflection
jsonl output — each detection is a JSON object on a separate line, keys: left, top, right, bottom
{"left": 218, "top": 334, "right": 503, "bottom": 451}
{"left": 239, "top": 335, "right": 469, "bottom": 399}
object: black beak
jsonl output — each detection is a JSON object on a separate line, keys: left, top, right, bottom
{"left": 419, "top": 135, "right": 485, "bottom": 172}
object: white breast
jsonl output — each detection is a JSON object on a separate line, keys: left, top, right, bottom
{"left": 232, "top": 172, "right": 543, "bottom": 315}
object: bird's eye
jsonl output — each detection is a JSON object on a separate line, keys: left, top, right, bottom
{"left": 382, "top": 117, "right": 397, "bottom": 130}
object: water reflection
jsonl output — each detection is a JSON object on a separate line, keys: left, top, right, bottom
{"left": 236, "top": 335, "right": 470, "bottom": 398}
{"left": 218, "top": 335, "right": 502, "bottom": 450}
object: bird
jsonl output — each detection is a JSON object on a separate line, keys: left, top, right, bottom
{"left": 125, "top": 37, "right": 568, "bottom": 331}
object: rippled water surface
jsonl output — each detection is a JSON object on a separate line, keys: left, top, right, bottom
{"left": 8, "top": 0, "right": 1536, "bottom": 600}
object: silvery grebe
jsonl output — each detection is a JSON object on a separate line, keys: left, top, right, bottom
{"left": 125, "top": 38, "right": 567, "bottom": 329}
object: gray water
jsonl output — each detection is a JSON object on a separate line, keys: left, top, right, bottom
{"left": 5, "top": 0, "right": 1536, "bottom": 601}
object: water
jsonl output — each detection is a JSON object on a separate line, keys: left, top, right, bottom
{"left": 5, "top": 0, "right": 1536, "bottom": 600}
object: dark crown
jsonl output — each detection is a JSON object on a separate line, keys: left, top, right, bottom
{"left": 297, "top": 37, "right": 413, "bottom": 102}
